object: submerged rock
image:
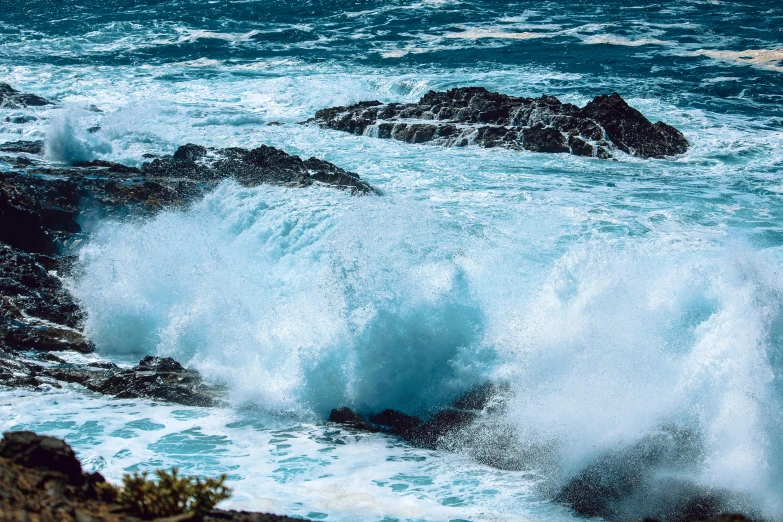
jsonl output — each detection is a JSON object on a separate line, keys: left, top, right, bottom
{"left": 554, "top": 425, "right": 759, "bottom": 522}
{"left": 328, "top": 383, "right": 508, "bottom": 449}
{"left": 0, "top": 83, "right": 50, "bottom": 109}
{"left": 312, "top": 87, "right": 688, "bottom": 159}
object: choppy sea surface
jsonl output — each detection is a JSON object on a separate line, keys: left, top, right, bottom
{"left": 2, "top": 1, "right": 783, "bottom": 520}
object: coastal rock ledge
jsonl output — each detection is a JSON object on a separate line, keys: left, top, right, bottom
{"left": 313, "top": 87, "right": 689, "bottom": 159}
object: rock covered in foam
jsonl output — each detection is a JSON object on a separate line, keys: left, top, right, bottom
{"left": 0, "top": 83, "right": 50, "bottom": 109}
{"left": 312, "top": 87, "right": 688, "bottom": 159}
{"left": 328, "top": 382, "right": 508, "bottom": 449}
{"left": 1, "top": 352, "right": 223, "bottom": 406}
{"left": 0, "top": 139, "right": 376, "bottom": 403}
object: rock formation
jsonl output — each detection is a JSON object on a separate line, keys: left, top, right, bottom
{"left": 312, "top": 87, "right": 689, "bottom": 159}
{"left": 0, "top": 83, "right": 50, "bottom": 109}
{"left": 0, "top": 139, "right": 377, "bottom": 404}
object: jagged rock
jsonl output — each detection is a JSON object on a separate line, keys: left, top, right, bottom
{"left": 329, "top": 383, "right": 506, "bottom": 448}
{"left": 312, "top": 87, "right": 688, "bottom": 159}
{"left": 0, "top": 140, "right": 44, "bottom": 154}
{"left": 368, "top": 409, "right": 422, "bottom": 439}
{"left": 0, "top": 83, "right": 50, "bottom": 109}
{"left": 554, "top": 426, "right": 757, "bottom": 521}
{"left": 0, "top": 175, "right": 57, "bottom": 253}
{"left": 2, "top": 353, "right": 222, "bottom": 406}
{"left": 143, "top": 144, "right": 378, "bottom": 194}
{"left": 329, "top": 407, "right": 379, "bottom": 432}
{"left": 0, "top": 243, "right": 84, "bottom": 329}
{"left": 579, "top": 93, "right": 690, "bottom": 159}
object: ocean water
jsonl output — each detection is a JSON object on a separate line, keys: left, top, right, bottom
{"left": 2, "top": 0, "right": 783, "bottom": 520}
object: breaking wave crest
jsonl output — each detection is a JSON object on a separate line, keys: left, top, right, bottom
{"left": 73, "top": 179, "right": 783, "bottom": 519}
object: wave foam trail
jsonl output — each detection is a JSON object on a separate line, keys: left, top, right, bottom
{"left": 73, "top": 181, "right": 783, "bottom": 519}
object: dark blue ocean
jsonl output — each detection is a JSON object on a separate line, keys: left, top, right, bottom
{"left": 1, "top": 1, "right": 783, "bottom": 520}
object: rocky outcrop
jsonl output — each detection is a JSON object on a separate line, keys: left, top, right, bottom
{"left": 0, "top": 431, "right": 304, "bottom": 521}
{"left": 0, "top": 83, "right": 50, "bottom": 109}
{"left": 142, "top": 143, "right": 377, "bottom": 195}
{"left": 329, "top": 382, "right": 507, "bottom": 449}
{"left": 0, "top": 140, "right": 44, "bottom": 154}
{"left": 0, "top": 352, "right": 223, "bottom": 407}
{"left": 0, "top": 139, "right": 377, "bottom": 403}
{"left": 554, "top": 426, "right": 759, "bottom": 522}
{"left": 312, "top": 87, "right": 688, "bottom": 159}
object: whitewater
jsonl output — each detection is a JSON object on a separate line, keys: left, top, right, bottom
{"left": 2, "top": 0, "right": 783, "bottom": 520}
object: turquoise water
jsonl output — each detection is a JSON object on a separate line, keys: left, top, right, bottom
{"left": 1, "top": 1, "right": 783, "bottom": 520}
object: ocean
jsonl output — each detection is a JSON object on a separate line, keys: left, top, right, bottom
{"left": 1, "top": 0, "right": 783, "bottom": 520}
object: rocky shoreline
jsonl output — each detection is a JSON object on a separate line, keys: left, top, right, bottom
{"left": 0, "top": 83, "right": 754, "bottom": 522}
{"left": 1, "top": 92, "right": 377, "bottom": 402}
{"left": 311, "top": 87, "right": 689, "bottom": 159}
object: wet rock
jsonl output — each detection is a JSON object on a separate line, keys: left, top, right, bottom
{"left": 313, "top": 87, "right": 688, "bottom": 159}
{"left": 0, "top": 140, "right": 44, "bottom": 154}
{"left": 554, "top": 426, "right": 757, "bottom": 521}
{"left": 143, "top": 143, "right": 377, "bottom": 194}
{"left": 521, "top": 124, "right": 569, "bottom": 153}
{"left": 330, "top": 383, "right": 506, "bottom": 448}
{"left": 0, "top": 431, "right": 85, "bottom": 485}
{"left": 2, "top": 353, "right": 222, "bottom": 406}
{"left": 329, "top": 407, "right": 379, "bottom": 432}
{"left": 0, "top": 175, "right": 57, "bottom": 253}
{"left": 0, "top": 243, "right": 84, "bottom": 329}
{"left": 412, "top": 409, "right": 477, "bottom": 449}
{"left": 0, "top": 83, "right": 50, "bottom": 109}
{"left": 368, "top": 409, "right": 423, "bottom": 439}
{"left": 579, "top": 93, "right": 689, "bottom": 158}
{"left": 3, "top": 322, "right": 93, "bottom": 353}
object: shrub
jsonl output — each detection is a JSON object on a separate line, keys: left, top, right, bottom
{"left": 99, "top": 468, "right": 231, "bottom": 519}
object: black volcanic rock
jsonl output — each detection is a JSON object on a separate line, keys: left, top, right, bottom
{"left": 329, "top": 407, "right": 379, "bottom": 432}
{"left": 328, "top": 383, "right": 507, "bottom": 448}
{"left": 0, "top": 243, "right": 84, "bottom": 330}
{"left": 554, "top": 426, "right": 757, "bottom": 521}
{"left": 0, "top": 83, "right": 50, "bottom": 109}
{"left": 579, "top": 93, "right": 690, "bottom": 159}
{"left": 2, "top": 353, "right": 222, "bottom": 406}
{"left": 0, "top": 138, "right": 375, "bottom": 403}
{"left": 369, "top": 409, "right": 423, "bottom": 439}
{"left": 0, "top": 140, "right": 44, "bottom": 154}
{"left": 143, "top": 143, "right": 377, "bottom": 194}
{"left": 313, "top": 87, "right": 688, "bottom": 159}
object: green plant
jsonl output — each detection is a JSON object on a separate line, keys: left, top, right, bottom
{"left": 104, "top": 468, "right": 231, "bottom": 519}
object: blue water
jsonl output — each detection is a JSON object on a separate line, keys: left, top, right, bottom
{"left": 2, "top": 1, "right": 783, "bottom": 521}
